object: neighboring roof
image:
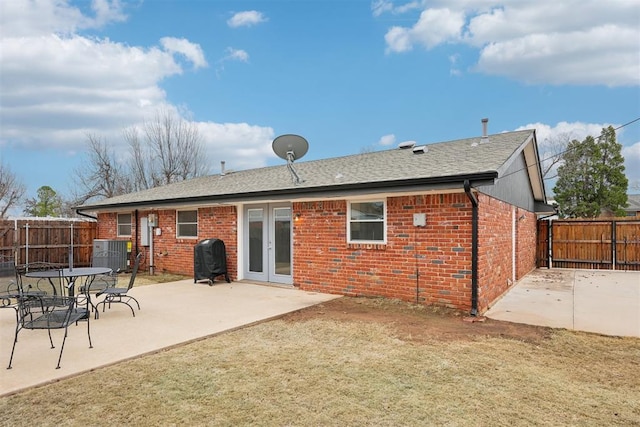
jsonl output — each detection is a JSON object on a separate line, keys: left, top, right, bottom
{"left": 625, "top": 194, "right": 640, "bottom": 212}
{"left": 78, "top": 129, "right": 543, "bottom": 211}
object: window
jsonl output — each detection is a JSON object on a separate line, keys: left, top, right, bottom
{"left": 177, "top": 210, "right": 198, "bottom": 238}
{"left": 117, "top": 213, "right": 132, "bottom": 237}
{"left": 348, "top": 200, "right": 386, "bottom": 243}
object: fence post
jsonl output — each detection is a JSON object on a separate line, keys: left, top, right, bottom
{"left": 25, "top": 222, "right": 29, "bottom": 265}
{"left": 548, "top": 219, "right": 553, "bottom": 269}
{"left": 612, "top": 221, "right": 616, "bottom": 271}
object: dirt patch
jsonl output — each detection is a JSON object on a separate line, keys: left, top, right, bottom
{"left": 283, "top": 296, "right": 552, "bottom": 344}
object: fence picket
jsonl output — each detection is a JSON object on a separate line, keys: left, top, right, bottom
{"left": 537, "top": 218, "right": 640, "bottom": 271}
{"left": 0, "top": 219, "right": 97, "bottom": 266}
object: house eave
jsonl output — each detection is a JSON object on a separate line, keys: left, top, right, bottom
{"left": 77, "top": 171, "right": 499, "bottom": 213}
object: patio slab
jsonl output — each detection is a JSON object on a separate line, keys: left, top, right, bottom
{"left": 485, "top": 269, "right": 640, "bottom": 338}
{"left": 0, "top": 280, "right": 340, "bottom": 396}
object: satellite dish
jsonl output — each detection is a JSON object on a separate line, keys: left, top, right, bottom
{"left": 272, "top": 134, "right": 309, "bottom": 163}
{"left": 272, "top": 134, "right": 308, "bottom": 184}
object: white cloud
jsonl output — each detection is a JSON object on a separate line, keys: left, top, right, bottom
{"left": 197, "top": 122, "right": 276, "bottom": 172}
{"left": 378, "top": 134, "right": 396, "bottom": 146}
{"left": 223, "top": 47, "right": 249, "bottom": 63}
{"left": 0, "top": 33, "right": 180, "bottom": 150}
{"left": 385, "top": 27, "right": 413, "bottom": 53}
{"left": 227, "top": 10, "right": 267, "bottom": 28}
{"left": 386, "top": 8, "right": 464, "bottom": 53}
{"left": 215, "top": 48, "right": 250, "bottom": 77}
{"left": 515, "top": 121, "right": 640, "bottom": 193}
{"left": 518, "top": 121, "right": 611, "bottom": 151}
{"left": 622, "top": 142, "right": 640, "bottom": 188}
{"left": 0, "top": 0, "right": 126, "bottom": 36}
{"left": 379, "top": 1, "right": 640, "bottom": 86}
{"left": 160, "top": 37, "right": 208, "bottom": 69}
{"left": 89, "top": 0, "right": 128, "bottom": 27}
{"left": 372, "top": 0, "right": 394, "bottom": 17}
{"left": 0, "top": 0, "right": 272, "bottom": 176}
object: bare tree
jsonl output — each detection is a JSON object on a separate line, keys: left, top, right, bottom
{"left": 72, "top": 134, "right": 132, "bottom": 204}
{"left": 0, "top": 162, "right": 26, "bottom": 218}
{"left": 73, "top": 109, "right": 210, "bottom": 203}
{"left": 540, "top": 132, "right": 573, "bottom": 181}
{"left": 124, "top": 126, "right": 154, "bottom": 191}
{"left": 133, "top": 108, "right": 209, "bottom": 189}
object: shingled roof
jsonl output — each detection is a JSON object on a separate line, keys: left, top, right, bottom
{"left": 625, "top": 194, "right": 640, "bottom": 213}
{"left": 78, "top": 129, "right": 541, "bottom": 211}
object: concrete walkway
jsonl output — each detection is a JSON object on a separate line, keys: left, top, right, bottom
{"left": 486, "top": 269, "right": 640, "bottom": 338}
{"left": 0, "top": 280, "right": 340, "bottom": 396}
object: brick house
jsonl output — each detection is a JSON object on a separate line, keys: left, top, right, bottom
{"left": 77, "top": 127, "right": 552, "bottom": 314}
{"left": 624, "top": 194, "right": 640, "bottom": 217}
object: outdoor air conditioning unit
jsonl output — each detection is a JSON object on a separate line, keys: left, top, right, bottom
{"left": 92, "top": 239, "right": 131, "bottom": 272}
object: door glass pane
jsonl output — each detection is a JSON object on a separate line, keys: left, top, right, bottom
{"left": 273, "top": 208, "right": 291, "bottom": 276}
{"left": 248, "top": 209, "right": 263, "bottom": 273}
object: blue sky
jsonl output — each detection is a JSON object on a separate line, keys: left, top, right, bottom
{"left": 1, "top": 0, "right": 639, "bottom": 213}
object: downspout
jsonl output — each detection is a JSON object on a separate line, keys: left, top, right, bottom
{"left": 464, "top": 180, "right": 479, "bottom": 316}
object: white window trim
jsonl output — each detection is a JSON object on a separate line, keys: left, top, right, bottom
{"left": 347, "top": 199, "right": 387, "bottom": 244}
{"left": 117, "top": 213, "right": 132, "bottom": 237}
{"left": 176, "top": 209, "right": 198, "bottom": 239}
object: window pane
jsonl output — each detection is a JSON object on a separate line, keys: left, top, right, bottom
{"left": 248, "top": 209, "right": 263, "bottom": 222}
{"left": 118, "top": 224, "right": 132, "bottom": 236}
{"left": 274, "top": 209, "right": 291, "bottom": 275}
{"left": 117, "top": 213, "right": 132, "bottom": 236}
{"left": 178, "top": 210, "right": 197, "bottom": 222}
{"left": 178, "top": 223, "right": 198, "bottom": 237}
{"left": 350, "top": 202, "right": 384, "bottom": 221}
{"left": 249, "top": 220, "right": 263, "bottom": 272}
{"left": 350, "top": 222, "right": 384, "bottom": 241}
{"left": 118, "top": 213, "right": 132, "bottom": 223}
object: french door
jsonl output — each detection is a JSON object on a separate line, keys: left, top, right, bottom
{"left": 244, "top": 203, "right": 292, "bottom": 285}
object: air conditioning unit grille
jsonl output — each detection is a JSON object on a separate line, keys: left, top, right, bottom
{"left": 92, "top": 239, "right": 130, "bottom": 272}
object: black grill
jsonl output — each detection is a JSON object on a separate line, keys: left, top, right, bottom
{"left": 194, "top": 238, "right": 231, "bottom": 285}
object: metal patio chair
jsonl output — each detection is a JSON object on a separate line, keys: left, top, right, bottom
{"left": 7, "top": 268, "right": 92, "bottom": 369}
{"left": 95, "top": 252, "right": 142, "bottom": 317}
{"left": 0, "top": 255, "right": 20, "bottom": 324}
{"left": 16, "top": 261, "right": 67, "bottom": 297}
{"left": 78, "top": 250, "right": 119, "bottom": 315}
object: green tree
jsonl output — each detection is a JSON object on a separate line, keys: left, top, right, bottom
{"left": 23, "top": 186, "right": 63, "bottom": 217}
{"left": 553, "top": 126, "right": 628, "bottom": 218}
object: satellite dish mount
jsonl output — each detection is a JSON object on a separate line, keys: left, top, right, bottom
{"left": 272, "top": 134, "right": 309, "bottom": 184}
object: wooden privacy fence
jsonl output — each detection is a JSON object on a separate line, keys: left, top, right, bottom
{"left": 0, "top": 218, "right": 98, "bottom": 267}
{"left": 537, "top": 219, "right": 640, "bottom": 271}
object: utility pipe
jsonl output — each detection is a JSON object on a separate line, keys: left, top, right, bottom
{"left": 464, "top": 180, "right": 479, "bottom": 316}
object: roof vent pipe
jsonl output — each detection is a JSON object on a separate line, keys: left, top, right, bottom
{"left": 481, "top": 118, "right": 489, "bottom": 141}
{"left": 221, "top": 161, "right": 226, "bottom": 176}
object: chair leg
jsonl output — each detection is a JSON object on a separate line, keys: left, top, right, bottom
{"left": 128, "top": 296, "right": 141, "bottom": 311}
{"left": 7, "top": 324, "right": 20, "bottom": 369}
{"left": 56, "top": 327, "right": 69, "bottom": 369}
{"left": 86, "top": 311, "right": 93, "bottom": 349}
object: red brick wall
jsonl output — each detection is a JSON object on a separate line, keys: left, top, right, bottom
{"left": 97, "top": 213, "right": 117, "bottom": 238}
{"left": 95, "top": 192, "right": 538, "bottom": 312}
{"left": 476, "top": 195, "right": 538, "bottom": 312}
{"left": 293, "top": 194, "right": 474, "bottom": 310}
{"left": 477, "top": 194, "right": 513, "bottom": 311}
{"left": 516, "top": 209, "right": 538, "bottom": 280}
{"left": 97, "top": 206, "right": 237, "bottom": 279}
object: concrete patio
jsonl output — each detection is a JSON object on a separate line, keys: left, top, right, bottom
{"left": 0, "top": 280, "right": 340, "bottom": 396}
{"left": 486, "top": 269, "right": 640, "bottom": 338}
